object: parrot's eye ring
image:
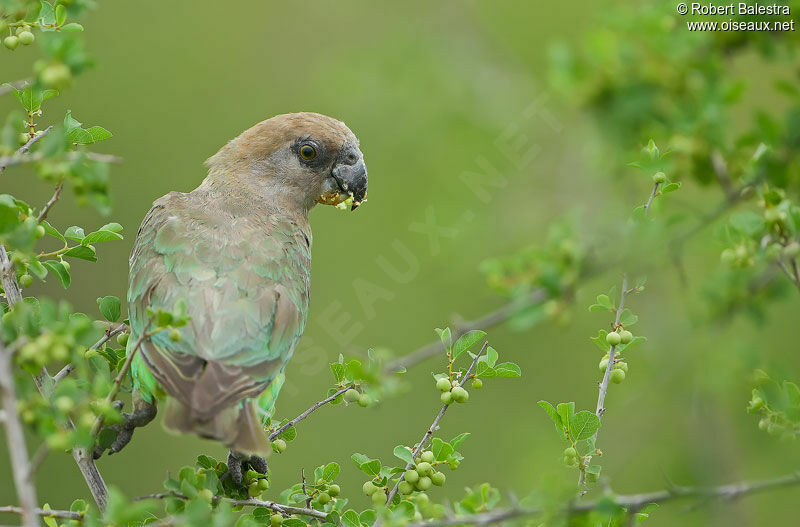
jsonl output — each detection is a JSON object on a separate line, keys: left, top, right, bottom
{"left": 299, "top": 144, "right": 317, "bottom": 160}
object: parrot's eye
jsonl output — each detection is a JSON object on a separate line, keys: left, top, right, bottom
{"left": 299, "top": 144, "right": 317, "bottom": 160}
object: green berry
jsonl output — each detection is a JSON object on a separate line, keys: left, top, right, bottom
{"left": 758, "top": 418, "right": 769, "bottom": 431}
{"left": 435, "top": 377, "right": 452, "bottom": 392}
{"left": 431, "top": 472, "right": 446, "bottom": 486}
{"left": 452, "top": 386, "right": 469, "bottom": 403}
{"left": 116, "top": 333, "right": 129, "bottom": 346}
{"left": 343, "top": 388, "right": 359, "bottom": 402}
{"left": 371, "top": 490, "right": 386, "bottom": 505}
{"left": 416, "top": 476, "right": 432, "bottom": 491}
{"left": 18, "top": 30, "right": 34, "bottom": 45}
{"left": 18, "top": 274, "right": 33, "bottom": 287}
{"left": 614, "top": 361, "right": 628, "bottom": 373}
{"left": 653, "top": 172, "right": 667, "bottom": 184}
{"left": 362, "top": 481, "right": 378, "bottom": 495}
{"left": 420, "top": 450, "right": 435, "bottom": 463}
{"left": 398, "top": 481, "right": 414, "bottom": 495}
{"left": 606, "top": 331, "right": 621, "bottom": 346}
{"left": 40, "top": 63, "right": 71, "bottom": 88}
{"left": 416, "top": 492, "right": 429, "bottom": 505}
{"left": 169, "top": 329, "right": 181, "bottom": 342}
{"left": 328, "top": 484, "right": 340, "bottom": 497}
{"left": 272, "top": 438, "right": 287, "bottom": 453}
{"left": 563, "top": 447, "right": 577, "bottom": 458}
{"left": 198, "top": 489, "right": 214, "bottom": 502}
{"left": 610, "top": 369, "right": 626, "bottom": 384}
{"left": 317, "top": 492, "right": 331, "bottom": 505}
{"left": 270, "top": 514, "right": 283, "bottom": 527}
{"left": 34, "top": 225, "right": 45, "bottom": 239}
{"left": 258, "top": 478, "right": 270, "bottom": 490}
{"left": 18, "top": 133, "right": 30, "bottom": 145}
{"left": 598, "top": 358, "right": 609, "bottom": 372}
{"left": 472, "top": 378, "right": 482, "bottom": 389}
{"left": 248, "top": 483, "right": 261, "bottom": 497}
{"left": 404, "top": 469, "right": 420, "bottom": 483}
{"left": 416, "top": 461, "right": 432, "bottom": 476}
{"left": 358, "top": 393, "right": 371, "bottom": 407}
{"left": 440, "top": 391, "right": 453, "bottom": 404}
{"left": 4, "top": 35, "right": 19, "bottom": 50}
{"left": 619, "top": 330, "right": 633, "bottom": 344}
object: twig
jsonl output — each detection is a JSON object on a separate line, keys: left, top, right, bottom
{"left": 402, "top": 470, "right": 800, "bottom": 527}
{"left": 578, "top": 275, "right": 631, "bottom": 489}
{"left": 643, "top": 183, "right": 660, "bottom": 215}
{"left": 0, "top": 126, "right": 54, "bottom": 174}
{"left": 134, "top": 492, "right": 328, "bottom": 520}
{"left": 384, "top": 289, "right": 546, "bottom": 373}
{"left": 301, "top": 468, "right": 312, "bottom": 509}
{"left": 0, "top": 150, "right": 123, "bottom": 171}
{"left": 89, "top": 329, "right": 150, "bottom": 439}
{"left": 36, "top": 183, "right": 64, "bottom": 223}
{"left": 385, "top": 341, "right": 490, "bottom": 505}
{"left": 0, "top": 345, "right": 40, "bottom": 527}
{"left": 52, "top": 324, "right": 129, "bottom": 386}
{"left": 26, "top": 443, "right": 49, "bottom": 483}
{"left": 0, "top": 506, "right": 81, "bottom": 521}
{"left": 269, "top": 385, "right": 352, "bottom": 441}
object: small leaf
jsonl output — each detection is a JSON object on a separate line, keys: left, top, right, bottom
{"left": 322, "top": 462, "right": 340, "bottom": 482}
{"left": 619, "top": 308, "right": 638, "bottom": 327}
{"left": 393, "top": 445, "right": 413, "bottom": 465}
{"left": 569, "top": 411, "right": 600, "bottom": 441}
{"left": 494, "top": 362, "right": 521, "bottom": 377}
{"left": 661, "top": 182, "right": 681, "bottom": 194}
{"left": 452, "top": 330, "right": 486, "bottom": 359}
{"left": 97, "top": 296, "right": 121, "bottom": 322}
{"left": 341, "top": 510, "right": 360, "bottom": 527}
{"left": 435, "top": 327, "right": 452, "bottom": 351}
{"left": 60, "top": 22, "right": 84, "bottom": 32}
{"left": 64, "top": 225, "right": 85, "bottom": 241}
{"left": 55, "top": 3, "right": 66, "bottom": 25}
{"left": 42, "top": 260, "right": 70, "bottom": 288}
{"left": 82, "top": 228, "right": 123, "bottom": 244}
{"left": 431, "top": 438, "right": 453, "bottom": 461}
{"left": 64, "top": 245, "right": 97, "bottom": 262}
{"left": 330, "top": 362, "right": 345, "bottom": 383}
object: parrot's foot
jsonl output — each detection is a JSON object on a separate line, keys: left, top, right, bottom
{"left": 93, "top": 396, "right": 157, "bottom": 459}
{"left": 223, "top": 450, "right": 269, "bottom": 487}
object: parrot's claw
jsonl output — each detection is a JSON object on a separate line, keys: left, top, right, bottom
{"left": 92, "top": 396, "right": 157, "bottom": 459}
{"left": 223, "top": 450, "right": 268, "bottom": 487}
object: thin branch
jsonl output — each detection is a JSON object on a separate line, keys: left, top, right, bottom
{"left": 26, "top": 443, "right": 49, "bottom": 483}
{"left": 89, "top": 329, "right": 150, "bottom": 439}
{"left": 0, "top": 126, "right": 55, "bottom": 174}
{"left": 403, "top": 470, "right": 800, "bottom": 527}
{"left": 134, "top": 492, "right": 328, "bottom": 520}
{"left": 0, "top": 506, "right": 81, "bottom": 521}
{"left": 52, "top": 324, "right": 129, "bottom": 386}
{"left": 36, "top": 182, "right": 63, "bottom": 223}
{"left": 643, "top": 183, "right": 660, "bottom": 215}
{"left": 269, "top": 384, "right": 352, "bottom": 441}
{"left": 0, "top": 150, "right": 123, "bottom": 171}
{"left": 385, "top": 341, "right": 490, "bottom": 505}
{"left": 0, "top": 346, "right": 40, "bottom": 527}
{"left": 384, "top": 290, "right": 546, "bottom": 374}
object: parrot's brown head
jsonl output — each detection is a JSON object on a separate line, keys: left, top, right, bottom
{"left": 206, "top": 112, "right": 368, "bottom": 212}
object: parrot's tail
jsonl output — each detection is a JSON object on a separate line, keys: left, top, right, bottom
{"left": 163, "top": 397, "right": 271, "bottom": 456}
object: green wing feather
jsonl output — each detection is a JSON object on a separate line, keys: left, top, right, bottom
{"left": 128, "top": 191, "right": 311, "bottom": 425}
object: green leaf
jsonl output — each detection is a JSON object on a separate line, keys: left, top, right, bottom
{"left": 569, "top": 411, "right": 600, "bottom": 441}
{"left": 617, "top": 335, "right": 647, "bottom": 353}
{"left": 556, "top": 402, "right": 575, "bottom": 434}
{"left": 101, "top": 222, "right": 123, "bottom": 233}
{"left": 435, "top": 327, "right": 452, "bottom": 351}
{"left": 450, "top": 432, "right": 469, "bottom": 451}
{"left": 82, "top": 228, "right": 123, "bottom": 244}
{"left": 589, "top": 294, "right": 613, "bottom": 312}
{"left": 619, "top": 308, "right": 638, "bottom": 327}
{"left": 661, "top": 182, "right": 681, "bottom": 194}
{"left": 591, "top": 330, "right": 611, "bottom": 351}
{"left": 60, "top": 22, "right": 84, "bottom": 32}
{"left": 393, "top": 445, "right": 414, "bottom": 465}
{"left": 330, "top": 362, "right": 345, "bottom": 383}
{"left": 38, "top": 0, "right": 56, "bottom": 26}
{"left": 42, "top": 260, "right": 70, "bottom": 288}
{"left": 322, "top": 462, "right": 340, "bottom": 482}
{"left": 485, "top": 345, "right": 498, "bottom": 367}
{"left": 64, "top": 225, "right": 85, "bottom": 241}
{"left": 341, "top": 510, "right": 360, "bottom": 527}
{"left": 730, "top": 211, "right": 766, "bottom": 237}
{"left": 538, "top": 400, "right": 566, "bottom": 439}
{"left": 69, "top": 499, "right": 87, "bottom": 514}
{"left": 452, "top": 330, "right": 486, "bottom": 359}
{"left": 63, "top": 245, "right": 97, "bottom": 262}
{"left": 55, "top": 3, "right": 66, "bottom": 25}
{"left": 494, "top": 362, "right": 521, "bottom": 377}
{"left": 27, "top": 259, "right": 47, "bottom": 280}
{"left": 97, "top": 296, "right": 121, "bottom": 322}
{"left": 41, "top": 220, "right": 65, "bottom": 242}
{"left": 432, "top": 438, "right": 454, "bottom": 461}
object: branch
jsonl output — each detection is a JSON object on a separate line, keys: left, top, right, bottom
{"left": 593, "top": 275, "right": 630, "bottom": 426}
{"left": 385, "top": 342, "right": 489, "bottom": 505}
{"left": 384, "top": 290, "right": 546, "bottom": 374}
{"left": 0, "top": 346, "right": 40, "bottom": 527}
{"left": 0, "top": 150, "right": 123, "bottom": 171}
{"left": 269, "top": 385, "right": 352, "bottom": 442}
{"left": 643, "top": 182, "right": 660, "bottom": 215}
{"left": 36, "top": 182, "right": 64, "bottom": 223}
{"left": 135, "top": 492, "right": 328, "bottom": 521}
{"left": 52, "top": 324, "right": 129, "bottom": 386}
{"left": 0, "top": 126, "right": 55, "bottom": 175}
{"left": 403, "top": 470, "right": 800, "bottom": 527}
{"left": 0, "top": 506, "right": 81, "bottom": 521}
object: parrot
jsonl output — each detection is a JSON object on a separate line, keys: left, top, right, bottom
{"left": 93, "top": 112, "right": 368, "bottom": 482}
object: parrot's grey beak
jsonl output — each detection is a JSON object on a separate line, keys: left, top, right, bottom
{"left": 331, "top": 156, "right": 368, "bottom": 210}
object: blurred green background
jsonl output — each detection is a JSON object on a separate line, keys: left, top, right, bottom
{"left": 2, "top": 1, "right": 799, "bottom": 525}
